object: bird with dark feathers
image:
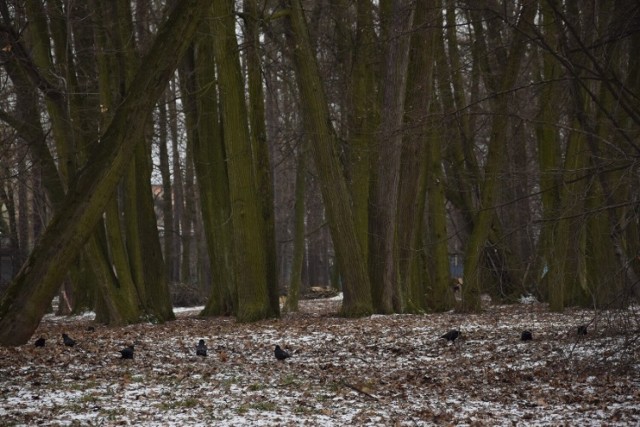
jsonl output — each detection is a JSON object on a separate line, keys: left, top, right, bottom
{"left": 62, "top": 333, "right": 76, "bottom": 347}
{"left": 34, "top": 337, "right": 45, "bottom": 347}
{"left": 120, "top": 345, "right": 134, "bottom": 359}
{"left": 577, "top": 325, "right": 588, "bottom": 336}
{"left": 196, "top": 339, "right": 207, "bottom": 357}
{"left": 521, "top": 330, "right": 533, "bottom": 341}
{"left": 440, "top": 329, "right": 460, "bottom": 342}
{"left": 274, "top": 345, "right": 291, "bottom": 361}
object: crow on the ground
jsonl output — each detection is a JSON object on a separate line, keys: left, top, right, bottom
{"left": 521, "top": 330, "right": 533, "bottom": 341}
{"left": 62, "top": 333, "right": 76, "bottom": 347}
{"left": 120, "top": 345, "right": 134, "bottom": 359}
{"left": 196, "top": 339, "right": 207, "bottom": 357}
{"left": 34, "top": 337, "right": 45, "bottom": 347}
{"left": 577, "top": 325, "right": 588, "bottom": 336}
{"left": 274, "top": 345, "right": 291, "bottom": 361}
{"left": 440, "top": 329, "right": 460, "bottom": 342}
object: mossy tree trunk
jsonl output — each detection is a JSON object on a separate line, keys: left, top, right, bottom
{"left": 460, "top": 4, "right": 536, "bottom": 313}
{"left": 0, "top": 0, "right": 210, "bottom": 346}
{"left": 398, "top": 0, "right": 439, "bottom": 313}
{"left": 95, "top": 0, "right": 173, "bottom": 323}
{"left": 211, "top": 0, "right": 274, "bottom": 322}
{"left": 529, "top": 0, "right": 563, "bottom": 300}
{"left": 346, "top": 0, "right": 378, "bottom": 274}
{"left": 285, "top": 0, "right": 373, "bottom": 316}
{"left": 244, "top": 0, "right": 280, "bottom": 316}
{"left": 369, "top": 0, "right": 414, "bottom": 313}
{"left": 189, "top": 24, "right": 237, "bottom": 316}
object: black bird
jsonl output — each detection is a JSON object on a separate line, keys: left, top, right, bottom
{"left": 577, "top": 325, "right": 588, "bottom": 336}
{"left": 62, "top": 333, "right": 76, "bottom": 347}
{"left": 440, "top": 329, "right": 461, "bottom": 342}
{"left": 120, "top": 345, "right": 134, "bottom": 359}
{"left": 521, "top": 330, "right": 533, "bottom": 341}
{"left": 196, "top": 339, "right": 207, "bottom": 357}
{"left": 34, "top": 337, "right": 46, "bottom": 347}
{"left": 274, "top": 345, "right": 291, "bottom": 361}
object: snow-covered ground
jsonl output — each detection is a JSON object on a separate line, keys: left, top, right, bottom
{"left": 1, "top": 299, "right": 639, "bottom": 426}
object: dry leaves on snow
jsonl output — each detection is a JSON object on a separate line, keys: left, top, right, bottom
{"left": 0, "top": 298, "right": 639, "bottom": 426}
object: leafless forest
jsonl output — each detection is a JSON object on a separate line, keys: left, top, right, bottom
{"left": 0, "top": 0, "right": 639, "bottom": 347}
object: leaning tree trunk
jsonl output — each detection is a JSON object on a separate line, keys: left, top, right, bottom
{"left": 0, "top": 0, "right": 211, "bottom": 346}
{"left": 285, "top": 0, "right": 373, "bottom": 316}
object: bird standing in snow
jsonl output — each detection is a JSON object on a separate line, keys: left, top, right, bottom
{"left": 521, "top": 330, "right": 533, "bottom": 341}
{"left": 196, "top": 339, "right": 207, "bottom": 357}
{"left": 577, "top": 325, "right": 588, "bottom": 336}
{"left": 274, "top": 345, "right": 291, "bottom": 361}
{"left": 34, "top": 337, "right": 45, "bottom": 347}
{"left": 62, "top": 333, "right": 76, "bottom": 347}
{"left": 120, "top": 345, "right": 134, "bottom": 359}
{"left": 440, "top": 329, "right": 460, "bottom": 342}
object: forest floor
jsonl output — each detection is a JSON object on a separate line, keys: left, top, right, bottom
{"left": 1, "top": 296, "right": 639, "bottom": 426}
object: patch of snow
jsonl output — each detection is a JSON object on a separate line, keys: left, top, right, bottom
{"left": 519, "top": 294, "right": 539, "bottom": 304}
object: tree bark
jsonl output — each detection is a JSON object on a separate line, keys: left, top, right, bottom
{"left": 369, "top": 0, "right": 414, "bottom": 313}
{"left": 285, "top": 149, "right": 306, "bottom": 313}
{"left": 0, "top": 0, "right": 211, "bottom": 346}
{"left": 189, "top": 26, "right": 237, "bottom": 316}
{"left": 285, "top": 0, "right": 373, "bottom": 316}
{"left": 244, "top": 0, "right": 280, "bottom": 316}
{"left": 461, "top": 3, "right": 536, "bottom": 312}
{"left": 211, "top": 0, "right": 273, "bottom": 322}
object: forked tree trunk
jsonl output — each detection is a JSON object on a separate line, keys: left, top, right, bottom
{"left": 285, "top": 0, "right": 373, "bottom": 316}
{"left": 369, "top": 0, "right": 414, "bottom": 314}
{"left": 461, "top": 4, "right": 536, "bottom": 313}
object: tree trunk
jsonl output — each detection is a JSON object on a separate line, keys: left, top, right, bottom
{"left": 461, "top": 4, "right": 536, "bottom": 312}
{"left": 398, "top": 0, "right": 438, "bottom": 313}
{"left": 244, "top": 0, "right": 280, "bottom": 316}
{"left": 157, "top": 96, "right": 177, "bottom": 282}
{"left": 286, "top": 149, "right": 306, "bottom": 313}
{"left": 346, "top": 0, "right": 377, "bottom": 265}
{"left": 285, "top": 0, "right": 373, "bottom": 316}
{"left": 0, "top": 0, "right": 211, "bottom": 346}
{"left": 189, "top": 28, "right": 237, "bottom": 316}
{"left": 369, "top": 0, "right": 414, "bottom": 313}
{"left": 211, "top": 0, "right": 273, "bottom": 322}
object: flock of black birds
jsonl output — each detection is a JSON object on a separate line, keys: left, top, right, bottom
{"left": 438, "top": 324, "right": 588, "bottom": 343}
{"left": 30, "top": 333, "right": 291, "bottom": 362}
{"left": 30, "top": 324, "right": 590, "bottom": 361}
